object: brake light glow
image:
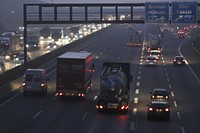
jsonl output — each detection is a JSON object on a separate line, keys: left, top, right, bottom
{"left": 23, "top": 83, "right": 25, "bottom": 86}
{"left": 121, "top": 106, "right": 128, "bottom": 110}
{"left": 41, "top": 83, "right": 44, "bottom": 87}
{"left": 55, "top": 92, "right": 63, "bottom": 96}
{"left": 78, "top": 93, "right": 85, "bottom": 97}
{"left": 165, "top": 108, "right": 169, "bottom": 112}
{"left": 148, "top": 107, "right": 153, "bottom": 111}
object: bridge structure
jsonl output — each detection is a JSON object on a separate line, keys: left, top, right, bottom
{"left": 23, "top": 3, "right": 200, "bottom": 63}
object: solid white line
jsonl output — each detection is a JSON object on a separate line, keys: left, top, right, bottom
{"left": 0, "top": 91, "right": 23, "bottom": 108}
{"left": 33, "top": 111, "right": 42, "bottom": 119}
{"left": 179, "top": 42, "right": 200, "bottom": 86}
{"left": 130, "top": 122, "right": 135, "bottom": 131}
{"left": 82, "top": 112, "right": 88, "bottom": 120}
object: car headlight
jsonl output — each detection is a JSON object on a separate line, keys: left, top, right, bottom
{"left": 5, "top": 56, "right": 10, "bottom": 59}
{"left": 15, "top": 58, "right": 19, "bottom": 61}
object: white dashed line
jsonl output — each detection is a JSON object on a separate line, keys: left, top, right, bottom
{"left": 136, "top": 82, "right": 140, "bottom": 87}
{"left": 138, "top": 71, "right": 141, "bottom": 74}
{"left": 130, "top": 122, "right": 135, "bottom": 131}
{"left": 174, "top": 101, "right": 177, "bottom": 107}
{"left": 82, "top": 112, "right": 88, "bottom": 120}
{"left": 169, "top": 84, "right": 172, "bottom": 89}
{"left": 132, "top": 108, "right": 137, "bottom": 115}
{"left": 181, "top": 126, "right": 185, "bottom": 133}
{"left": 166, "top": 72, "right": 168, "bottom": 76}
{"left": 167, "top": 78, "right": 170, "bottom": 82}
{"left": 177, "top": 112, "right": 181, "bottom": 119}
{"left": 94, "top": 96, "right": 97, "bottom": 101}
{"left": 100, "top": 52, "right": 103, "bottom": 55}
{"left": 137, "top": 76, "right": 141, "bottom": 80}
{"left": 52, "top": 97, "right": 56, "bottom": 100}
{"left": 135, "top": 89, "right": 139, "bottom": 94}
{"left": 33, "top": 111, "right": 42, "bottom": 119}
{"left": 95, "top": 56, "right": 99, "bottom": 59}
{"left": 134, "top": 97, "right": 138, "bottom": 104}
{"left": 171, "top": 92, "right": 174, "bottom": 97}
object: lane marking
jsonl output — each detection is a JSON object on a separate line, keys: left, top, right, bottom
{"left": 136, "top": 82, "right": 140, "bottom": 87}
{"left": 137, "top": 76, "right": 141, "bottom": 80}
{"left": 174, "top": 101, "right": 177, "bottom": 107}
{"left": 95, "top": 56, "right": 99, "bottom": 59}
{"left": 177, "top": 112, "right": 181, "bottom": 119}
{"left": 138, "top": 71, "right": 141, "bottom": 74}
{"left": 167, "top": 78, "right": 170, "bottom": 82}
{"left": 132, "top": 108, "right": 137, "bottom": 115}
{"left": 33, "top": 111, "right": 42, "bottom": 119}
{"left": 181, "top": 126, "right": 185, "bottom": 133}
{"left": 134, "top": 97, "right": 138, "bottom": 104}
{"left": 82, "top": 112, "right": 88, "bottom": 120}
{"left": 94, "top": 96, "right": 97, "bottom": 101}
{"left": 135, "top": 89, "right": 139, "bottom": 94}
{"left": 169, "top": 84, "right": 172, "bottom": 89}
{"left": 0, "top": 91, "right": 22, "bottom": 108}
{"left": 130, "top": 122, "right": 135, "bottom": 131}
{"left": 171, "top": 91, "right": 174, "bottom": 97}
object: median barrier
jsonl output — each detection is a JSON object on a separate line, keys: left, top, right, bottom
{"left": 0, "top": 25, "right": 112, "bottom": 98}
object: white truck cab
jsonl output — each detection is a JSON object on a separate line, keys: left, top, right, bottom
{"left": 23, "top": 69, "right": 49, "bottom": 96}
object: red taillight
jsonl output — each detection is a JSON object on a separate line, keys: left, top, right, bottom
{"left": 41, "top": 83, "right": 44, "bottom": 87}
{"left": 23, "top": 83, "right": 25, "bottom": 86}
{"left": 173, "top": 59, "right": 176, "bottom": 62}
{"left": 121, "top": 106, "right": 128, "bottom": 110}
{"left": 55, "top": 92, "right": 63, "bottom": 96}
{"left": 148, "top": 107, "right": 153, "bottom": 111}
{"left": 78, "top": 93, "right": 85, "bottom": 97}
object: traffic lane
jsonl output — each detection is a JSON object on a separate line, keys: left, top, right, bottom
{"left": 167, "top": 66, "right": 200, "bottom": 133}
{"left": 180, "top": 40, "right": 200, "bottom": 81}
{"left": 134, "top": 52, "right": 181, "bottom": 133}
{"left": 25, "top": 24, "right": 139, "bottom": 133}
{"left": 0, "top": 24, "right": 138, "bottom": 132}
{"left": 160, "top": 32, "right": 200, "bottom": 133}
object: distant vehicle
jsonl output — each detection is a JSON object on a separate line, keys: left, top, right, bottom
{"left": 145, "top": 56, "right": 157, "bottom": 66}
{"left": 27, "top": 35, "right": 40, "bottom": 50}
{"left": 96, "top": 62, "right": 132, "bottom": 113}
{"left": 46, "top": 42, "right": 58, "bottom": 49}
{"left": 150, "top": 88, "right": 170, "bottom": 101}
{"left": 147, "top": 101, "right": 170, "bottom": 121}
{"left": 40, "top": 26, "right": 51, "bottom": 39}
{"left": 149, "top": 50, "right": 160, "bottom": 60}
{"left": 0, "top": 56, "right": 5, "bottom": 73}
{"left": 146, "top": 34, "right": 162, "bottom": 53}
{"left": 173, "top": 56, "right": 186, "bottom": 66}
{"left": 177, "top": 30, "right": 185, "bottom": 38}
{"left": 14, "top": 52, "right": 30, "bottom": 65}
{"left": 23, "top": 69, "right": 49, "bottom": 96}
{"left": 128, "top": 30, "right": 143, "bottom": 47}
{"left": 51, "top": 27, "right": 63, "bottom": 41}
{"left": 0, "top": 32, "right": 22, "bottom": 61}
{"left": 55, "top": 51, "right": 94, "bottom": 99}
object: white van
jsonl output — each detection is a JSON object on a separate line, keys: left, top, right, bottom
{"left": 23, "top": 69, "right": 49, "bottom": 96}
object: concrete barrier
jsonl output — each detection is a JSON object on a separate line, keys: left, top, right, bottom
{"left": 0, "top": 25, "right": 112, "bottom": 98}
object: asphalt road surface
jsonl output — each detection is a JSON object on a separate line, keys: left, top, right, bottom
{"left": 0, "top": 24, "right": 200, "bottom": 133}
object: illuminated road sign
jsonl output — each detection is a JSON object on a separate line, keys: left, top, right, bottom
{"left": 172, "top": 2, "right": 197, "bottom": 23}
{"left": 145, "top": 2, "right": 169, "bottom": 23}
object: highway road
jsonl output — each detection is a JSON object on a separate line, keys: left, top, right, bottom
{"left": 0, "top": 24, "right": 200, "bottom": 133}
